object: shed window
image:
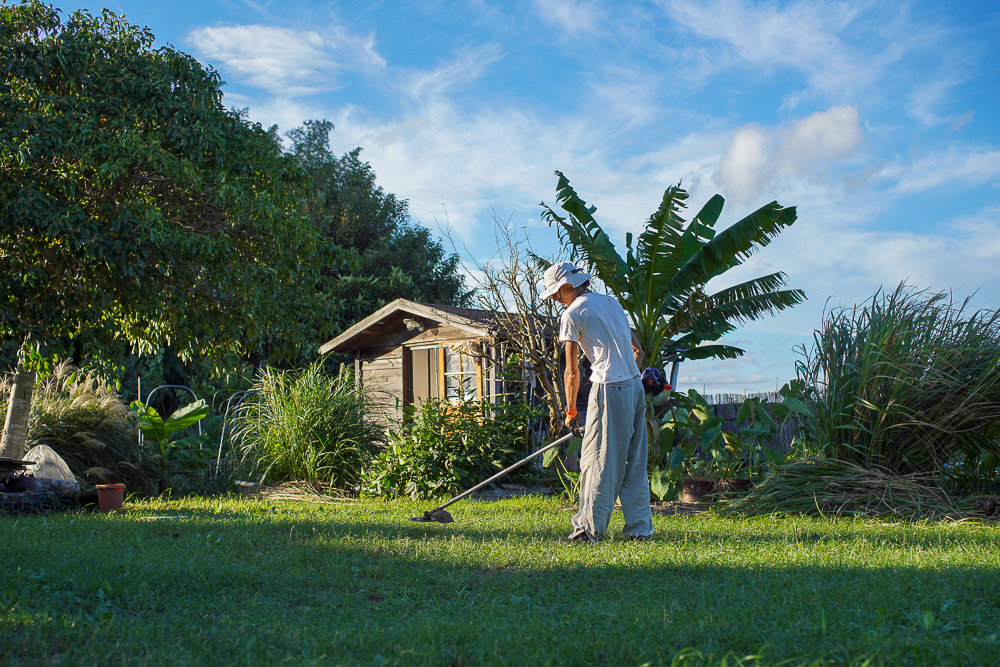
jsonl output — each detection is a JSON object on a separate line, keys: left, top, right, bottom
{"left": 443, "top": 348, "right": 478, "bottom": 401}
{"left": 407, "top": 340, "right": 488, "bottom": 405}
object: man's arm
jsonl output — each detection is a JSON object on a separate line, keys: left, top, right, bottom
{"left": 564, "top": 340, "right": 580, "bottom": 427}
{"left": 631, "top": 329, "right": 644, "bottom": 366}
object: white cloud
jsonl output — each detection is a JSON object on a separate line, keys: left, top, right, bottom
{"left": 587, "top": 66, "right": 668, "bottom": 132}
{"left": 327, "top": 103, "right": 584, "bottom": 245}
{"left": 664, "top": 0, "right": 871, "bottom": 99}
{"left": 187, "top": 23, "right": 385, "bottom": 96}
{"left": 909, "top": 77, "right": 960, "bottom": 126}
{"left": 402, "top": 43, "right": 505, "bottom": 103}
{"left": 659, "top": 0, "right": 979, "bottom": 119}
{"left": 717, "top": 125, "right": 768, "bottom": 203}
{"left": 782, "top": 106, "right": 863, "bottom": 165}
{"left": 877, "top": 147, "right": 1000, "bottom": 193}
{"left": 718, "top": 106, "right": 864, "bottom": 203}
{"left": 949, "top": 112, "right": 975, "bottom": 132}
{"left": 533, "top": 0, "right": 605, "bottom": 35}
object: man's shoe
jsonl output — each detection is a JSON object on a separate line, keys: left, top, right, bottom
{"left": 567, "top": 529, "right": 596, "bottom": 544}
{"left": 627, "top": 534, "right": 652, "bottom": 542}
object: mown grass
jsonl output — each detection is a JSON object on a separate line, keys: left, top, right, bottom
{"left": 2, "top": 496, "right": 999, "bottom": 666}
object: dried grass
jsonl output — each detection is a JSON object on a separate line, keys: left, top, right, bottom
{"left": 716, "top": 458, "right": 968, "bottom": 519}
{"left": 258, "top": 481, "right": 355, "bottom": 503}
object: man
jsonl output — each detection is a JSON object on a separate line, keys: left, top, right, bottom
{"left": 541, "top": 261, "right": 654, "bottom": 543}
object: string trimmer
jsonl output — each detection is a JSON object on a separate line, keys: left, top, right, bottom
{"left": 409, "top": 428, "right": 582, "bottom": 523}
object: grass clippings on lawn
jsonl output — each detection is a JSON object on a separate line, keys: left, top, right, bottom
{"left": 651, "top": 500, "right": 708, "bottom": 517}
{"left": 2, "top": 495, "right": 999, "bottom": 666}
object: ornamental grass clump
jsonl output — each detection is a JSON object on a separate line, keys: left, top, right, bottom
{"left": 794, "top": 283, "right": 1000, "bottom": 484}
{"left": 1, "top": 361, "right": 158, "bottom": 495}
{"left": 233, "top": 361, "right": 384, "bottom": 491}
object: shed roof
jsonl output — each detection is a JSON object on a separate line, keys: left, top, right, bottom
{"left": 318, "top": 299, "right": 499, "bottom": 354}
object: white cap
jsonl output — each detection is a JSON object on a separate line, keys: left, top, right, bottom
{"left": 540, "top": 261, "right": 591, "bottom": 300}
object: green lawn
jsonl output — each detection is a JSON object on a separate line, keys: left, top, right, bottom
{"left": 2, "top": 495, "right": 998, "bottom": 666}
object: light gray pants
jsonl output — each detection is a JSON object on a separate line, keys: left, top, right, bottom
{"left": 571, "top": 376, "right": 654, "bottom": 539}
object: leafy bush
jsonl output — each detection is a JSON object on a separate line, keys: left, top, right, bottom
{"left": 233, "top": 361, "right": 384, "bottom": 490}
{"left": 793, "top": 284, "right": 1000, "bottom": 487}
{"left": 647, "top": 389, "right": 800, "bottom": 500}
{"left": 366, "top": 397, "right": 542, "bottom": 500}
{"left": 1, "top": 361, "right": 159, "bottom": 495}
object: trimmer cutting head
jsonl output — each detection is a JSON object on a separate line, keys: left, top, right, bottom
{"left": 406, "top": 430, "right": 580, "bottom": 527}
{"left": 409, "top": 508, "right": 454, "bottom": 523}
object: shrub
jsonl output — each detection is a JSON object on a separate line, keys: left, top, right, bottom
{"left": 233, "top": 361, "right": 384, "bottom": 490}
{"left": 366, "top": 396, "right": 542, "bottom": 500}
{"left": 1, "top": 361, "right": 159, "bottom": 495}
{"left": 647, "top": 389, "right": 797, "bottom": 500}
{"left": 793, "top": 283, "right": 1000, "bottom": 486}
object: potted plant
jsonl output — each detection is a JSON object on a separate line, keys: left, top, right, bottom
{"left": 649, "top": 386, "right": 810, "bottom": 502}
{"left": 649, "top": 389, "right": 724, "bottom": 502}
{"left": 678, "top": 460, "right": 716, "bottom": 503}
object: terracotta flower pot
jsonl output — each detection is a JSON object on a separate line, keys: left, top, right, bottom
{"left": 680, "top": 478, "right": 714, "bottom": 504}
{"left": 95, "top": 484, "right": 126, "bottom": 511}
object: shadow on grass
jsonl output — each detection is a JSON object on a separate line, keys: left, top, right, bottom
{"left": 4, "top": 504, "right": 1000, "bottom": 666}
{"left": 122, "top": 502, "right": 1000, "bottom": 551}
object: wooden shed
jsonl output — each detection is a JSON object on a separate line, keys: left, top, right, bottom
{"left": 318, "top": 299, "right": 521, "bottom": 424}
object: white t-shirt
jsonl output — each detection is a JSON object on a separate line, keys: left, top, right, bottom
{"left": 559, "top": 292, "right": 639, "bottom": 384}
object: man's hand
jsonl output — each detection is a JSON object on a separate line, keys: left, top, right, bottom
{"left": 564, "top": 410, "right": 580, "bottom": 432}
{"left": 630, "top": 329, "right": 644, "bottom": 366}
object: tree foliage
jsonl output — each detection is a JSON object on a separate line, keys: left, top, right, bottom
{"left": 1, "top": 4, "right": 469, "bottom": 423}
{"left": 0, "top": 1, "right": 319, "bottom": 454}
{"left": 541, "top": 171, "right": 805, "bottom": 370}
{"left": 1, "top": 1, "right": 314, "bottom": 367}
{"left": 285, "top": 119, "right": 470, "bottom": 344}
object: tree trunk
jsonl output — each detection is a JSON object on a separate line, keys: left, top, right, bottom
{"left": 1, "top": 360, "right": 36, "bottom": 459}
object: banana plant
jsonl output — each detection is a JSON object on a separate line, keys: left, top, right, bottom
{"left": 541, "top": 171, "right": 805, "bottom": 369}
{"left": 130, "top": 399, "right": 213, "bottom": 493}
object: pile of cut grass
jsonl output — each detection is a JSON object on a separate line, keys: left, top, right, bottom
{"left": 3, "top": 495, "right": 999, "bottom": 665}
{"left": 717, "top": 458, "right": 966, "bottom": 519}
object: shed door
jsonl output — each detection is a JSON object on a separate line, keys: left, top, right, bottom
{"left": 408, "top": 346, "right": 439, "bottom": 403}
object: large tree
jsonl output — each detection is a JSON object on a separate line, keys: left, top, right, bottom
{"left": 285, "top": 119, "right": 470, "bottom": 341}
{"left": 541, "top": 171, "right": 805, "bottom": 372}
{"left": 0, "top": 2, "right": 316, "bottom": 455}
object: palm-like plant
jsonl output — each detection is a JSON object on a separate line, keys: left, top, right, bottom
{"left": 541, "top": 171, "right": 805, "bottom": 369}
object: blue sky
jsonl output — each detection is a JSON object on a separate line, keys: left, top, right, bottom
{"left": 59, "top": 0, "right": 1000, "bottom": 394}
